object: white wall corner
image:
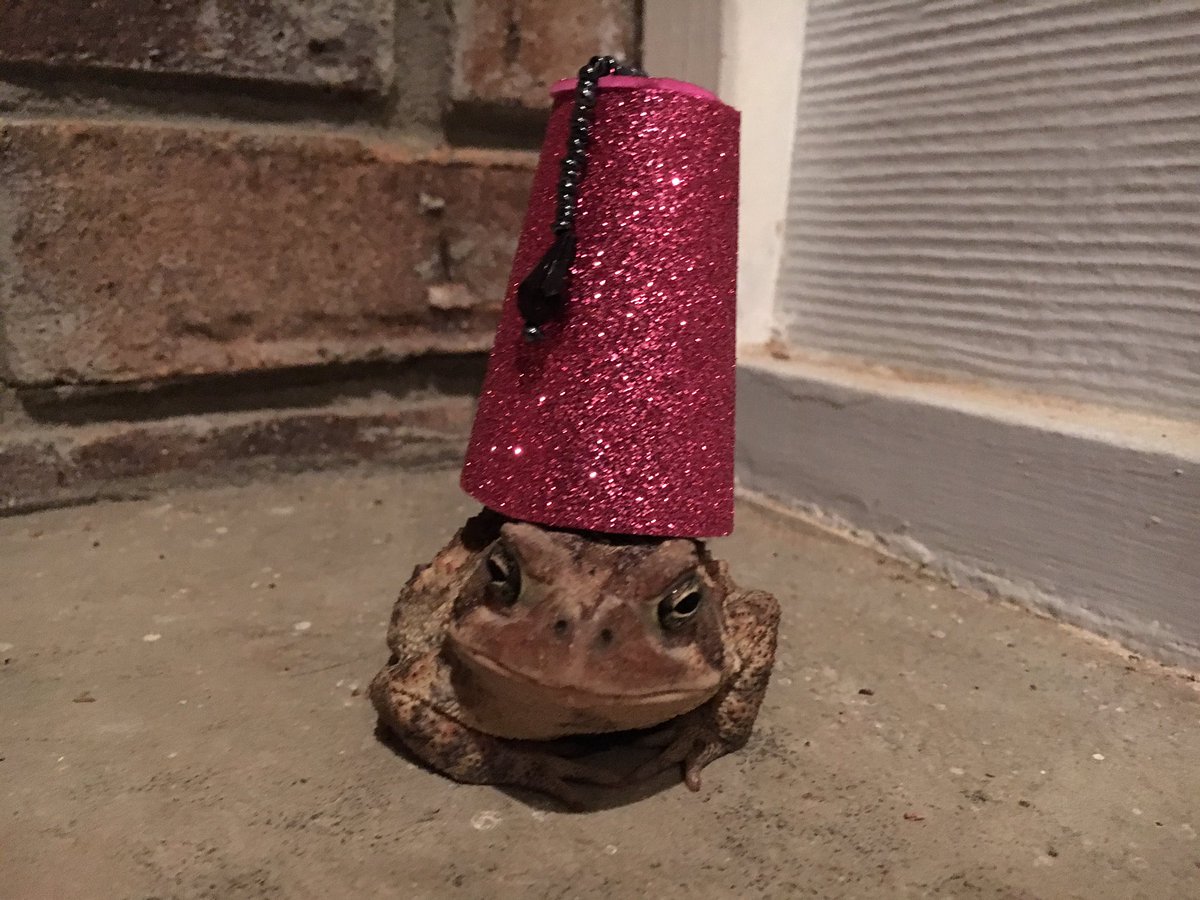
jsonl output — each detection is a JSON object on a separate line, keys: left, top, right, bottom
{"left": 720, "top": 0, "right": 808, "bottom": 351}
{"left": 643, "top": 0, "right": 808, "bottom": 352}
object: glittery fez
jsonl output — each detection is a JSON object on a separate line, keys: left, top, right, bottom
{"left": 461, "top": 78, "right": 740, "bottom": 537}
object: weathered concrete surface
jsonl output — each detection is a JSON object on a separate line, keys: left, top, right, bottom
{"left": 0, "top": 121, "right": 534, "bottom": 385}
{"left": 0, "top": 0, "right": 395, "bottom": 93}
{"left": 1, "top": 468, "right": 1197, "bottom": 898}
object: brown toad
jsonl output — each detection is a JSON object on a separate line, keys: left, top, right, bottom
{"left": 369, "top": 510, "right": 779, "bottom": 805}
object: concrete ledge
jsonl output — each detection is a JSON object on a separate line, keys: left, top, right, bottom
{"left": 0, "top": 394, "right": 473, "bottom": 515}
{"left": 736, "top": 349, "right": 1200, "bottom": 666}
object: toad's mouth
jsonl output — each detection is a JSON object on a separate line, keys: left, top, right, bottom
{"left": 447, "top": 637, "right": 720, "bottom": 708}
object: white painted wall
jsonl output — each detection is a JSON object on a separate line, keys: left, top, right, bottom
{"left": 775, "top": 0, "right": 1200, "bottom": 418}
{"left": 644, "top": 0, "right": 808, "bottom": 350}
{"left": 719, "top": 0, "right": 808, "bottom": 348}
{"left": 733, "top": 1, "right": 1200, "bottom": 665}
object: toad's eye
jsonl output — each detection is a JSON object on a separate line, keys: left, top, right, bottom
{"left": 484, "top": 546, "right": 521, "bottom": 606}
{"left": 658, "top": 580, "right": 704, "bottom": 630}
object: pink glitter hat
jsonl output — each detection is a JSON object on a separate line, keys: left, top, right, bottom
{"left": 461, "top": 59, "right": 740, "bottom": 538}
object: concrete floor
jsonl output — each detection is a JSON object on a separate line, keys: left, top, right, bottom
{"left": 2, "top": 468, "right": 1197, "bottom": 899}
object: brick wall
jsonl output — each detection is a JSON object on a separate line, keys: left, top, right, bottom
{"left": 0, "top": 0, "right": 639, "bottom": 513}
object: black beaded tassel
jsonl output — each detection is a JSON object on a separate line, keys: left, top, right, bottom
{"left": 517, "top": 55, "right": 645, "bottom": 342}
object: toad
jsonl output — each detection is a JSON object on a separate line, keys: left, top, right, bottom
{"left": 369, "top": 510, "right": 778, "bottom": 805}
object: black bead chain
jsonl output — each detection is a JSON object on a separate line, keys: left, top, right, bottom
{"left": 554, "top": 55, "right": 644, "bottom": 233}
{"left": 517, "top": 56, "right": 646, "bottom": 342}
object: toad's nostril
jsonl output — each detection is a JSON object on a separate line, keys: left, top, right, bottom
{"left": 598, "top": 627, "right": 614, "bottom": 646}
{"left": 553, "top": 618, "right": 570, "bottom": 636}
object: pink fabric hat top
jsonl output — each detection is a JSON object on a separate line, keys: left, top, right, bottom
{"left": 461, "top": 73, "right": 740, "bottom": 537}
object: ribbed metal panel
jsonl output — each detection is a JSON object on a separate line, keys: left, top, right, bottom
{"left": 778, "top": 0, "right": 1200, "bottom": 415}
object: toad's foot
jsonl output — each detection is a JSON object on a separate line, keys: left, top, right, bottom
{"left": 630, "top": 717, "right": 730, "bottom": 791}
{"left": 371, "top": 665, "right": 621, "bottom": 808}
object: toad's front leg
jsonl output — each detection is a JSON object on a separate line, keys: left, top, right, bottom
{"left": 632, "top": 588, "right": 780, "bottom": 790}
{"left": 369, "top": 658, "right": 622, "bottom": 808}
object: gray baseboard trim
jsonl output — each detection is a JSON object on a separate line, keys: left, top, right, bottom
{"left": 735, "top": 350, "right": 1200, "bottom": 667}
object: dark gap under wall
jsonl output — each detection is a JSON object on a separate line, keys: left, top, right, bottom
{"left": 14, "top": 355, "right": 489, "bottom": 428}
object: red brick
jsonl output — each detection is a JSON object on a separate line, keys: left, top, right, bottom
{"left": 0, "top": 0, "right": 394, "bottom": 93}
{"left": 453, "top": 0, "right": 638, "bottom": 108}
{"left": 0, "top": 395, "right": 475, "bottom": 514}
{"left": 0, "top": 121, "right": 535, "bottom": 386}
